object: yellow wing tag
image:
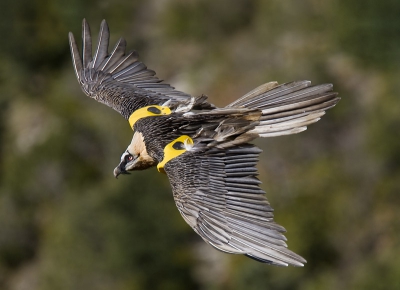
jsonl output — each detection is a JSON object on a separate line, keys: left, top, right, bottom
{"left": 157, "top": 135, "right": 194, "bottom": 173}
{"left": 128, "top": 105, "right": 172, "bottom": 129}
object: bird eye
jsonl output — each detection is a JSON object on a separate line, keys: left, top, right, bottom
{"left": 126, "top": 155, "right": 134, "bottom": 162}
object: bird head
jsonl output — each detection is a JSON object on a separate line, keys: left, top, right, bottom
{"left": 114, "top": 131, "right": 156, "bottom": 178}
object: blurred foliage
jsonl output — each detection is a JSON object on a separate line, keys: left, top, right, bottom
{"left": 0, "top": 0, "right": 400, "bottom": 289}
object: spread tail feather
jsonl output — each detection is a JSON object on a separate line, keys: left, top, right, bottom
{"left": 227, "top": 81, "right": 340, "bottom": 137}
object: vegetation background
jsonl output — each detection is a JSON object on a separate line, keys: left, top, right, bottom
{"left": 1, "top": 0, "right": 399, "bottom": 289}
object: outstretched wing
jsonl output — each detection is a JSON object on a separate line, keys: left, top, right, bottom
{"left": 164, "top": 144, "right": 306, "bottom": 266}
{"left": 228, "top": 81, "right": 340, "bottom": 137}
{"left": 69, "top": 19, "right": 202, "bottom": 119}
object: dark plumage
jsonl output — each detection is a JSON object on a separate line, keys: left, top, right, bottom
{"left": 69, "top": 19, "right": 340, "bottom": 267}
{"left": 69, "top": 19, "right": 214, "bottom": 119}
{"left": 165, "top": 145, "right": 306, "bottom": 266}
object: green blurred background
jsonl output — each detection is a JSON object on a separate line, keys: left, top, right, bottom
{"left": 1, "top": 0, "right": 400, "bottom": 289}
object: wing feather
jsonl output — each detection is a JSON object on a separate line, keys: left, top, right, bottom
{"left": 82, "top": 19, "right": 92, "bottom": 68}
{"left": 164, "top": 144, "right": 306, "bottom": 266}
{"left": 68, "top": 32, "right": 83, "bottom": 81}
{"left": 92, "top": 20, "right": 110, "bottom": 69}
{"left": 69, "top": 19, "right": 202, "bottom": 119}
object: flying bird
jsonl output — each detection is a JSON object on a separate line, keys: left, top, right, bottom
{"left": 69, "top": 19, "right": 340, "bottom": 267}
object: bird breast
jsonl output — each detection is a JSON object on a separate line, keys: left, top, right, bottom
{"left": 127, "top": 131, "right": 156, "bottom": 169}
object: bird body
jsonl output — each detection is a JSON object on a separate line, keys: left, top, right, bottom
{"left": 69, "top": 19, "right": 340, "bottom": 267}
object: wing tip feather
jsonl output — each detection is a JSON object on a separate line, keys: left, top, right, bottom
{"left": 68, "top": 32, "right": 82, "bottom": 81}
{"left": 82, "top": 18, "right": 93, "bottom": 68}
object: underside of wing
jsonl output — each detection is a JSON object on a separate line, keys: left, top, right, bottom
{"left": 69, "top": 19, "right": 212, "bottom": 119}
{"left": 228, "top": 81, "right": 340, "bottom": 137}
{"left": 164, "top": 144, "right": 306, "bottom": 266}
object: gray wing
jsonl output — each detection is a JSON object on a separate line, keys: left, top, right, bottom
{"left": 228, "top": 81, "right": 340, "bottom": 137}
{"left": 68, "top": 19, "right": 196, "bottom": 119}
{"left": 164, "top": 144, "right": 306, "bottom": 266}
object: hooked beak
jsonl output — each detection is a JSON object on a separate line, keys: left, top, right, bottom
{"left": 113, "top": 164, "right": 130, "bottom": 179}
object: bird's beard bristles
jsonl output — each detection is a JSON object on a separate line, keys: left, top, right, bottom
{"left": 127, "top": 131, "right": 156, "bottom": 170}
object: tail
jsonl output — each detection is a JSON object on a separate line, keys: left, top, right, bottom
{"left": 227, "top": 81, "right": 340, "bottom": 137}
